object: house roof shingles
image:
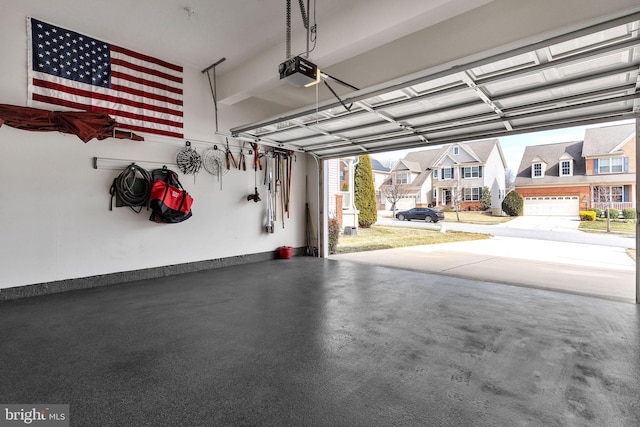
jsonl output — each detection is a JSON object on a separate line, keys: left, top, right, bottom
{"left": 370, "top": 158, "right": 390, "bottom": 172}
{"left": 516, "top": 123, "right": 637, "bottom": 188}
{"left": 515, "top": 141, "right": 585, "bottom": 187}
{"left": 581, "top": 123, "right": 635, "bottom": 157}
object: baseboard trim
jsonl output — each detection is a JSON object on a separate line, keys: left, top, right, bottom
{"left": 0, "top": 247, "right": 305, "bottom": 301}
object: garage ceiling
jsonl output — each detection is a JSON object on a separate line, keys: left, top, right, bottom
{"left": 231, "top": 11, "right": 640, "bottom": 159}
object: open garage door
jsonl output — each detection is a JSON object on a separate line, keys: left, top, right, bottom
{"left": 231, "top": 11, "right": 640, "bottom": 160}
{"left": 523, "top": 196, "right": 580, "bottom": 216}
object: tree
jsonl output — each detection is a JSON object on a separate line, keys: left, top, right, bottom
{"left": 593, "top": 185, "right": 622, "bottom": 232}
{"left": 452, "top": 174, "right": 463, "bottom": 222}
{"left": 354, "top": 154, "right": 377, "bottom": 228}
{"left": 480, "top": 186, "right": 492, "bottom": 211}
{"left": 381, "top": 180, "right": 411, "bottom": 217}
{"left": 505, "top": 169, "right": 516, "bottom": 192}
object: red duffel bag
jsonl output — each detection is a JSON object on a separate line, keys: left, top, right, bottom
{"left": 149, "top": 166, "right": 193, "bottom": 223}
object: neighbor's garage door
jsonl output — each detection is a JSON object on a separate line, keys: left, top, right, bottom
{"left": 523, "top": 196, "right": 579, "bottom": 216}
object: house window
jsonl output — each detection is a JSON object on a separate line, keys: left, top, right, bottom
{"left": 462, "top": 166, "right": 480, "bottom": 178}
{"left": 593, "top": 186, "right": 624, "bottom": 203}
{"left": 533, "top": 163, "right": 543, "bottom": 178}
{"left": 442, "top": 168, "right": 453, "bottom": 180}
{"left": 396, "top": 173, "right": 409, "bottom": 184}
{"left": 560, "top": 160, "right": 572, "bottom": 176}
{"left": 433, "top": 170, "right": 438, "bottom": 179}
{"left": 453, "top": 146, "right": 459, "bottom": 155}
{"left": 463, "top": 187, "right": 481, "bottom": 201}
{"left": 598, "top": 157, "right": 624, "bottom": 173}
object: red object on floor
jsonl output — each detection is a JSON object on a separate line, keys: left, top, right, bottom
{"left": 279, "top": 246, "right": 292, "bottom": 259}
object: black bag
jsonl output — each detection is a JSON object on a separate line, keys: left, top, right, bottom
{"left": 148, "top": 167, "right": 193, "bottom": 223}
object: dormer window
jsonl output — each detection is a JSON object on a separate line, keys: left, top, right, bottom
{"left": 532, "top": 162, "right": 543, "bottom": 178}
{"left": 560, "top": 160, "right": 572, "bottom": 176}
{"left": 453, "top": 146, "right": 459, "bottom": 155}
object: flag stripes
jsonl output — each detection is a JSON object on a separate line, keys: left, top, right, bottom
{"left": 28, "top": 18, "right": 184, "bottom": 138}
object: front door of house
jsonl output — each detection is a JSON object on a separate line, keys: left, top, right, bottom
{"left": 443, "top": 189, "right": 452, "bottom": 205}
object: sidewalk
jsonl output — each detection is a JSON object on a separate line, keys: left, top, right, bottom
{"left": 331, "top": 236, "right": 636, "bottom": 303}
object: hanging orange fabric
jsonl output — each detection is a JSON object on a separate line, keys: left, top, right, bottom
{"left": 0, "top": 104, "right": 143, "bottom": 142}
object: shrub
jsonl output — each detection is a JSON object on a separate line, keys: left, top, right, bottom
{"left": 480, "top": 186, "right": 492, "bottom": 211}
{"left": 590, "top": 208, "right": 602, "bottom": 218}
{"left": 607, "top": 208, "right": 619, "bottom": 219}
{"left": 501, "top": 190, "right": 523, "bottom": 216}
{"left": 579, "top": 211, "right": 596, "bottom": 221}
{"left": 622, "top": 208, "right": 636, "bottom": 220}
{"left": 354, "top": 154, "right": 377, "bottom": 228}
{"left": 328, "top": 218, "right": 341, "bottom": 254}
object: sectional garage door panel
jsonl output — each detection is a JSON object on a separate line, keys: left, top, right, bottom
{"left": 230, "top": 12, "right": 640, "bottom": 160}
{"left": 523, "top": 196, "right": 580, "bottom": 216}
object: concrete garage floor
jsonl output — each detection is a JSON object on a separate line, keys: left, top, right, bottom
{"left": 1, "top": 258, "right": 639, "bottom": 426}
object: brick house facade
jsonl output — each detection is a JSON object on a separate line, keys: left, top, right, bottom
{"left": 515, "top": 123, "right": 636, "bottom": 216}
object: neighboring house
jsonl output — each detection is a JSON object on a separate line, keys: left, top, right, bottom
{"left": 370, "top": 158, "right": 390, "bottom": 210}
{"left": 514, "top": 123, "right": 636, "bottom": 216}
{"left": 326, "top": 157, "right": 359, "bottom": 229}
{"left": 383, "top": 139, "right": 507, "bottom": 211}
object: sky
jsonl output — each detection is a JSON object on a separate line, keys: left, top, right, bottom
{"left": 372, "top": 119, "right": 636, "bottom": 172}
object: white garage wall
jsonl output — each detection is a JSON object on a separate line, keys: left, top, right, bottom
{"left": 0, "top": 8, "right": 310, "bottom": 290}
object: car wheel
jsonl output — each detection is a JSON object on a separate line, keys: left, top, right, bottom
{"left": 397, "top": 214, "right": 405, "bottom": 221}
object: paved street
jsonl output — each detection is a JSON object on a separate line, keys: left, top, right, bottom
{"left": 376, "top": 215, "right": 636, "bottom": 248}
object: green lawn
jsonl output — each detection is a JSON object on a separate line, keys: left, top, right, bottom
{"left": 442, "top": 211, "right": 513, "bottom": 225}
{"left": 579, "top": 219, "right": 635, "bottom": 234}
{"left": 335, "top": 225, "right": 490, "bottom": 254}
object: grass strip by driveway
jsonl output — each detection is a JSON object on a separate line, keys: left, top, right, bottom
{"left": 336, "top": 225, "right": 490, "bottom": 254}
{"left": 579, "top": 219, "right": 635, "bottom": 235}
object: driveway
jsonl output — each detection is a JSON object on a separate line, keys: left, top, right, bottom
{"left": 331, "top": 236, "right": 636, "bottom": 303}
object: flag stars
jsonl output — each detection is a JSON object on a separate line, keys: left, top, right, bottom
{"left": 32, "top": 20, "right": 115, "bottom": 90}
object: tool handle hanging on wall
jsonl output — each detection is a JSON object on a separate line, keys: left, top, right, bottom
{"left": 226, "top": 138, "right": 238, "bottom": 170}
{"left": 239, "top": 142, "right": 246, "bottom": 171}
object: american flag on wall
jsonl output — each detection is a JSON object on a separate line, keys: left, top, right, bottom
{"left": 28, "top": 18, "right": 183, "bottom": 138}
